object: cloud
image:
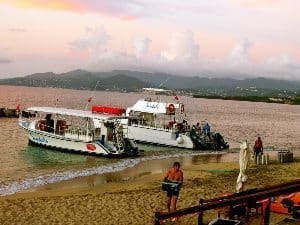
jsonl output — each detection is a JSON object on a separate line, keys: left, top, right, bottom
{"left": 44, "top": 27, "right": 299, "bottom": 80}
{"left": 69, "top": 27, "right": 139, "bottom": 71}
{"left": 85, "top": 30, "right": 204, "bottom": 76}
{"left": 92, "top": 0, "right": 146, "bottom": 20}
{"left": 70, "top": 28, "right": 300, "bottom": 80}
{"left": 69, "top": 27, "right": 111, "bottom": 52}
{"left": 0, "top": 52, "right": 12, "bottom": 64}
{"left": 161, "top": 30, "right": 200, "bottom": 62}
{"left": 88, "top": 50, "right": 139, "bottom": 72}
{"left": 265, "top": 53, "right": 295, "bottom": 66}
{"left": 0, "top": 58, "right": 12, "bottom": 63}
{"left": 228, "top": 39, "right": 253, "bottom": 66}
{"left": 8, "top": 28, "right": 27, "bottom": 32}
{"left": 133, "top": 37, "right": 151, "bottom": 58}
{"left": 2, "top": 0, "right": 147, "bottom": 20}
{"left": 261, "top": 53, "right": 300, "bottom": 80}
{"left": 1, "top": 0, "right": 82, "bottom": 11}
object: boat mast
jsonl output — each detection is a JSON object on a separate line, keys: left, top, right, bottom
{"left": 53, "top": 98, "right": 59, "bottom": 133}
{"left": 86, "top": 117, "right": 89, "bottom": 140}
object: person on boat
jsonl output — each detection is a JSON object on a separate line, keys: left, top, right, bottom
{"left": 163, "top": 162, "right": 183, "bottom": 212}
{"left": 176, "top": 123, "right": 184, "bottom": 133}
{"left": 195, "top": 122, "right": 201, "bottom": 135}
{"left": 182, "top": 119, "right": 188, "bottom": 131}
{"left": 253, "top": 136, "right": 263, "bottom": 156}
{"left": 203, "top": 122, "right": 210, "bottom": 137}
{"left": 168, "top": 120, "right": 175, "bottom": 129}
{"left": 45, "top": 114, "right": 54, "bottom": 132}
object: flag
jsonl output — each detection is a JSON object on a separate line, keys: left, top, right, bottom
{"left": 88, "top": 97, "right": 92, "bottom": 102}
{"left": 174, "top": 95, "right": 179, "bottom": 100}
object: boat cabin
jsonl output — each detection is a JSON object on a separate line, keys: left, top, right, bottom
{"left": 23, "top": 107, "right": 126, "bottom": 145}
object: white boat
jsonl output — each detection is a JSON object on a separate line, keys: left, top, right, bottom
{"left": 19, "top": 106, "right": 139, "bottom": 157}
{"left": 125, "top": 96, "right": 229, "bottom": 150}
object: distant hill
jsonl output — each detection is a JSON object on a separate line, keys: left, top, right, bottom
{"left": 0, "top": 70, "right": 299, "bottom": 96}
{"left": 0, "top": 70, "right": 150, "bottom": 92}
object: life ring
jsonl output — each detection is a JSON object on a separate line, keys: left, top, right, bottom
{"left": 168, "top": 104, "right": 175, "bottom": 113}
{"left": 38, "top": 121, "right": 46, "bottom": 131}
{"left": 180, "top": 104, "right": 184, "bottom": 113}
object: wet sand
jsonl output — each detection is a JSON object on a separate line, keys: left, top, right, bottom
{"left": 0, "top": 152, "right": 299, "bottom": 225}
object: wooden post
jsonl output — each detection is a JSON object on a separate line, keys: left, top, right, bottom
{"left": 154, "top": 212, "right": 161, "bottom": 225}
{"left": 198, "top": 198, "right": 204, "bottom": 225}
{"left": 263, "top": 198, "right": 271, "bottom": 225}
{"left": 228, "top": 204, "right": 234, "bottom": 220}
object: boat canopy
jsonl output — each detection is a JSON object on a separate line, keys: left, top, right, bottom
{"left": 92, "top": 105, "right": 125, "bottom": 115}
{"left": 27, "top": 107, "right": 126, "bottom": 120}
{"left": 126, "top": 99, "right": 179, "bottom": 115}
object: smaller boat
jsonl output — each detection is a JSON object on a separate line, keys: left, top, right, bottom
{"left": 19, "top": 106, "right": 138, "bottom": 157}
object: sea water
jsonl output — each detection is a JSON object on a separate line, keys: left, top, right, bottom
{"left": 0, "top": 85, "right": 299, "bottom": 196}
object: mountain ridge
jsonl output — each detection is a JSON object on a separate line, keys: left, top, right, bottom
{"left": 0, "top": 70, "right": 299, "bottom": 96}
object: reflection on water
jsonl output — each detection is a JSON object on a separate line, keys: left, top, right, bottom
{"left": 16, "top": 143, "right": 120, "bottom": 184}
{"left": 21, "top": 145, "right": 88, "bottom": 167}
{"left": 191, "top": 154, "right": 224, "bottom": 164}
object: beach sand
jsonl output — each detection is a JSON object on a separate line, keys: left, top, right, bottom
{"left": 0, "top": 154, "right": 299, "bottom": 225}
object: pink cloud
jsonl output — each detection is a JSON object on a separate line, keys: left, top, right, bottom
{"left": 1, "top": 0, "right": 84, "bottom": 11}
{"left": 1, "top": 0, "right": 143, "bottom": 20}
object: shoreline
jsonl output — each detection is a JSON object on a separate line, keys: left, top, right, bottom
{"left": 0, "top": 150, "right": 236, "bottom": 196}
{"left": 0, "top": 151, "right": 299, "bottom": 224}
{"left": 1, "top": 149, "right": 298, "bottom": 196}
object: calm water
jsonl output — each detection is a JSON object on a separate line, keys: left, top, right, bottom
{"left": 0, "top": 85, "right": 299, "bottom": 195}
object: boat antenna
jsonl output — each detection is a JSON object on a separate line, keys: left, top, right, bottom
{"left": 157, "top": 77, "right": 172, "bottom": 101}
{"left": 158, "top": 77, "right": 171, "bottom": 88}
{"left": 85, "top": 81, "right": 100, "bottom": 110}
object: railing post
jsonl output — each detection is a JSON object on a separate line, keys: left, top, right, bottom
{"left": 228, "top": 204, "right": 234, "bottom": 220}
{"left": 198, "top": 198, "right": 204, "bottom": 225}
{"left": 154, "top": 212, "right": 161, "bottom": 225}
{"left": 263, "top": 198, "right": 271, "bottom": 225}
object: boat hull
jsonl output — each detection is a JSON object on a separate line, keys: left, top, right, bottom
{"left": 127, "top": 125, "right": 194, "bottom": 149}
{"left": 25, "top": 129, "right": 113, "bottom": 156}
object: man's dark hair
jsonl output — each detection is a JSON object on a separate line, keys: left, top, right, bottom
{"left": 173, "top": 162, "right": 180, "bottom": 168}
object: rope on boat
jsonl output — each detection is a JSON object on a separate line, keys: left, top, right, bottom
{"left": 222, "top": 135, "right": 244, "bottom": 144}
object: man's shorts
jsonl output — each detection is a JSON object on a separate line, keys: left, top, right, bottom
{"left": 167, "top": 189, "right": 180, "bottom": 197}
{"left": 254, "top": 147, "right": 262, "bottom": 155}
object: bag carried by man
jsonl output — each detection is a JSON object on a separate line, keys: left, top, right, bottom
{"left": 162, "top": 179, "right": 180, "bottom": 192}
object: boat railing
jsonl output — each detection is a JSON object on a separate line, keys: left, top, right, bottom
{"left": 132, "top": 123, "right": 171, "bottom": 132}
{"left": 64, "top": 127, "right": 93, "bottom": 142}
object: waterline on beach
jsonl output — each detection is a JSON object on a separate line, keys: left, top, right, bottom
{"left": 0, "top": 151, "right": 225, "bottom": 196}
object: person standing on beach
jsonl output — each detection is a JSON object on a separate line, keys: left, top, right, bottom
{"left": 163, "top": 162, "right": 183, "bottom": 212}
{"left": 253, "top": 136, "right": 263, "bottom": 156}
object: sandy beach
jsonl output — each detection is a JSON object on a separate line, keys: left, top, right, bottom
{"left": 0, "top": 152, "right": 299, "bottom": 225}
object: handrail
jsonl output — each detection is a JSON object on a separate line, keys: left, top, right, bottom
{"left": 154, "top": 179, "right": 300, "bottom": 225}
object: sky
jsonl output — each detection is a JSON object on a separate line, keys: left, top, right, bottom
{"left": 0, "top": 0, "right": 300, "bottom": 80}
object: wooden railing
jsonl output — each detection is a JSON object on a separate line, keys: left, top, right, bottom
{"left": 154, "top": 179, "right": 300, "bottom": 225}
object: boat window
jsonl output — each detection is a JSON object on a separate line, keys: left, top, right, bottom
{"left": 94, "top": 128, "right": 101, "bottom": 139}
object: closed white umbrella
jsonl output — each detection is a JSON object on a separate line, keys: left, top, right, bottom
{"left": 236, "top": 141, "right": 251, "bottom": 192}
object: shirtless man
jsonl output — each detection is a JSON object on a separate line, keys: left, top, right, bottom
{"left": 163, "top": 162, "right": 184, "bottom": 212}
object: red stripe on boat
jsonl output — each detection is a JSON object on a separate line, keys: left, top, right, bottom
{"left": 86, "top": 144, "right": 96, "bottom": 151}
{"left": 92, "top": 106, "right": 125, "bottom": 115}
